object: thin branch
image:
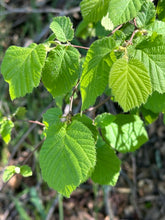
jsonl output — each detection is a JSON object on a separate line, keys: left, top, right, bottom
{"left": 22, "top": 138, "right": 45, "bottom": 165}
{"left": 7, "top": 101, "right": 54, "bottom": 165}
{"left": 0, "top": 5, "right": 80, "bottom": 16}
{"left": 127, "top": 29, "right": 139, "bottom": 45}
{"left": 28, "top": 120, "right": 45, "bottom": 127}
{"left": 133, "top": 18, "right": 137, "bottom": 28}
{"left": 71, "top": 44, "right": 90, "bottom": 50}
{"left": 110, "top": 24, "right": 123, "bottom": 35}
{"left": 46, "top": 195, "right": 59, "bottom": 220}
{"left": 84, "top": 97, "right": 110, "bottom": 113}
{"left": 69, "top": 80, "right": 80, "bottom": 113}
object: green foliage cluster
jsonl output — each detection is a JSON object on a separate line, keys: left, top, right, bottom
{"left": 1, "top": 0, "right": 165, "bottom": 197}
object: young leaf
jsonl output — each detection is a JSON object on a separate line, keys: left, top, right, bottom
{"left": 91, "top": 137, "right": 121, "bottom": 185}
{"left": 133, "top": 34, "right": 165, "bottom": 93}
{"left": 101, "top": 13, "right": 114, "bottom": 31}
{"left": 109, "top": 58, "right": 152, "bottom": 112}
{"left": 43, "top": 107, "right": 62, "bottom": 129}
{"left": 143, "top": 91, "right": 165, "bottom": 113}
{"left": 80, "top": 0, "right": 109, "bottom": 23}
{"left": 108, "top": 0, "right": 142, "bottom": 26}
{"left": 80, "top": 37, "right": 116, "bottom": 110}
{"left": 102, "top": 114, "right": 148, "bottom": 153}
{"left": 50, "top": 16, "right": 74, "bottom": 42}
{"left": 0, "top": 119, "right": 14, "bottom": 144}
{"left": 136, "top": 0, "right": 156, "bottom": 28}
{"left": 42, "top": 45, "right": 80, "bottom": 97}
{"left": 3, "top": 165, "right": 16, "bottom": 182}
{"left": 39, "top": 121, "right": 96, "bottom": 197}
{"left": 1, "top": 44, "right": 47, "bottom": 100}
{"left": 20, "top": 165, "right": 32, "bottom": 177}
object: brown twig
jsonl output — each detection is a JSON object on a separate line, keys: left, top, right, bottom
{"left": 84, "top": 96, "right": 110, "bottom": 113}
{"left": 127, "top": 29, "right": 139, "bottom": 45}
{"left": 71, "top": 44, "right": 90, "bottom": 50}
{"left": 69, "top": 80, "right": 80, "bottom": 113}
{"left": 133, "top": 18, "right": 137, "bottom": 28}
{"left": 28, "top": 120, "right": 45, "bottom": 127}
{"left": 22, "top": 138, "right": 45, "bottom": 165}
{"left": 110, "top": 24, "right": 123, "bottom": 35}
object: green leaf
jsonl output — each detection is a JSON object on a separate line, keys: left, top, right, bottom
{"left": 140, "top": 107, "right": 159, "bottom": 125}
{"left": 143, "top": 91, "right": 165, "bottom": 113}
{"left": 136, "top": 0, "right": 156, "bottom": 28}
{"left": 109, "top": 58, "right": 152, "bottom": 112}
{"left": 146, "top": 20, "right": 165, "bottom": 35}
{"left": 3, "top": 165, "right": 16, "bottom": 182}
{"left": 80, "top": 0, "right": 109, "bottom": 22}
{"left": 95, "top": 113, "right": 116, "bottom": 128}
{"left": 80, "top": 37, "right": 116, "bottom": 110}
{"left": 157, "top": 0, "right": 165, "bottom": 21}
{"left": 39, "top": 120, "right": 96, "bottom": 197}
{"left": 108, "top": 0, "right": 142, "bottom": 26}
{"left": 42, "top": 45, "right": 80, "bottom": 97}
{"left": 133, "top": 34, "right": 165, "bottom": 93}
{"left": 102, "top": 114, "right": 148, "bottom": 153}
{"left": 43, "top": 107, "right": 62, "bottom": 129}
{"left": 20, "top": 165, "right": 32, "bottom": 177}
{"left": 91, "top": 137, "right": 121, "bottom": 185}
{"left": 0, "top": 119, "right": 14, "bottom": 144}
{"left": 72, "top": 114, "right": 98, "bottom": 141}
{"left": 50, "top": 16, "right": 74, "bottom": 42}
{"left": 1, "top": 44, "right": 47, "bottom": 100}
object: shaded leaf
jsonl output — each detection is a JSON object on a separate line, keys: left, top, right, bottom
{"left": 133, "top": 34, "right": 165, "bottom": 93}
{"left": 42, "top": 45, "right": 80, "bottom": 97}
{"left": 136, "top": 0, "right": 156, "bottom": 28}
{"left": 102, "top": 114, "right": 148, "bottom": 153}
{"left": 80, "top": 37, "right": 116, "bottom": 110}
{"left": 80, "top": 0, "right": 109, "bottom": 22}
{"left": 144, "top": 91, "right": 165, "bottom": 113}
{"left": 91, "top": 137, "right": 121, "bottom": 185}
